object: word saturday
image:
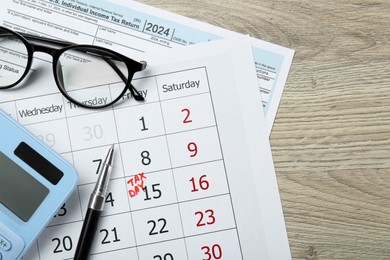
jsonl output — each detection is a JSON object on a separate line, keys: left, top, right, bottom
{"left": 162, "top": 79, "right": 200, "bottom": 92}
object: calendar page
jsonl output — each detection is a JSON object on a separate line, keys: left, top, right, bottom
{"left": 0, "top": 37, "right": 290, "bottom": 259}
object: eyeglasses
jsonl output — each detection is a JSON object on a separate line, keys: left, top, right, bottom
{"left": 0, "top": 25, "right": 146, "bottom": 109}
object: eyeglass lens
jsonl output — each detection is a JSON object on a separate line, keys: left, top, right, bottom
{"left": 56, "top": 46, "right": 129, "bottom": 107}
{"left": 1, "top": 27, "right": 139, "bottom": 108}
{"left": 0, "top": 29, "right": 29, "bottom": 87}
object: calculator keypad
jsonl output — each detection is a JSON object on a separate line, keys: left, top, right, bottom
{"left": 0, "top": 234, "right": 11, "bottom": 251}
{"left": 0, "top": 223, "right": 24, "bottom": 259}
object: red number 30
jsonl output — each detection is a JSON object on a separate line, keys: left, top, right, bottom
{"left": 201, "top": 244, "right": 222, "bottom": 260}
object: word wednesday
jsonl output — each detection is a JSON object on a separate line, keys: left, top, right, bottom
{"left": 18, "top": 104, "right": 63, "bottom": 117}
{"left": 162, "top": 80, "right": 200, "bottom": 92}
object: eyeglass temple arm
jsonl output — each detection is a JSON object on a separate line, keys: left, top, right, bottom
{"left": 18, "top": 32, "right": 131, "bottom": 65}
{"left": 18, "top": 32, "right": 73, "bottom": 48}
{"left": 0, "top": 31, "right": 69, "bottom": 46}
{"left": 103, "top": 58, "right": 145, "bottom": 101}
{"left": 4, "top": 31, "right": 132, "bottom": 62}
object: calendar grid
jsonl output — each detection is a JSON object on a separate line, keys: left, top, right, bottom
{"left": 1, "top": 66, "right": 245, "bottom": 259}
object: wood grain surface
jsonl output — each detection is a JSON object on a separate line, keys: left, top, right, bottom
{"left": 137, "top": 1, "right": 390, "bottom": 259}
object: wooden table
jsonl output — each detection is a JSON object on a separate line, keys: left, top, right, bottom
{"left": 138, "top": 1, "right": 390, "bottom": 259}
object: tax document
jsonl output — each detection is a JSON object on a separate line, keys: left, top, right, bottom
{"left": 0, "top": 0, "right": 294, "bottom": 135}
{"left": 0, "top": 16, "right": 291, "bottom": 260}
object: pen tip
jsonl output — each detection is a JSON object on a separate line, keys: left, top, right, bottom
{"left": 104, "top": 144, "right": 115, "bottom": 165}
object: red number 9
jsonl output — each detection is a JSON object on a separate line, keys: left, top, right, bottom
{"left": 187, "top": 142, "right": 198, "bottom": 157}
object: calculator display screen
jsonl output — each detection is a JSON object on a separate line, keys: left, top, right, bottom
{"left": 0, "top": 151, "right": 49, "bottom": 222}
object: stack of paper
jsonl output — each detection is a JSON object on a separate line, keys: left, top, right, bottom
{"left": 0, "top": 0, "right": 294, "bottom": 259}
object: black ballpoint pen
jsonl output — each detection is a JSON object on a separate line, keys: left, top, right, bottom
{"left": 74, "top": 144, "right": 115, "bottom": 260}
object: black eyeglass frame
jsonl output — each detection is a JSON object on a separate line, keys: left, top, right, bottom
{"left": 0, "top": 25, "right": 146, "bottom": 108}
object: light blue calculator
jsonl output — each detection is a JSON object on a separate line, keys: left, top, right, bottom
{"left": 0, "top": 109, "right": 78, "bottom": 260}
